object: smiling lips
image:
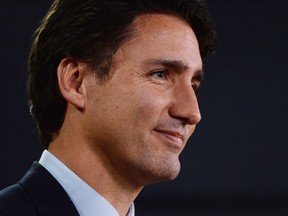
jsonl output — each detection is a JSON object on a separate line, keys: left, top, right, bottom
{"left": 154, "top": 129, "right": 185, "bottom": 147}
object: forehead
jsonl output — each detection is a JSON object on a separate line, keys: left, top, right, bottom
{"left": 132, "top": 14, "right": 197, "bottom": 41}
{"left": 113, "top": 14, "right": 202, "bottom": 71}
{"left": 133, "top": 13, "right": 191, "bottom": 33}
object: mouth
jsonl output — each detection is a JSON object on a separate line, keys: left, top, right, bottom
{"left": 153, "top": 129, "right": 184, "bottom": 148}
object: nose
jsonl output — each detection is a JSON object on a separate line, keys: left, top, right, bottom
{"left": 169, "top": 83, "right": 201, "bottom": 125}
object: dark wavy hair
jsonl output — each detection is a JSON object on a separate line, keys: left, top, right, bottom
{"left": 28, "top": 0, "right": 217, "bottom": 148}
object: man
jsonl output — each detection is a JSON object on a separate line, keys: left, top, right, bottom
{"left": 0, "top": 0, "right": 216, "bottom": 215}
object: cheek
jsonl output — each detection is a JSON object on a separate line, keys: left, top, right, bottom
{"left": 132, "top": 89, "right": 169, "bottom": 123}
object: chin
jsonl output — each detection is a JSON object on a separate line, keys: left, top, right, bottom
{"left": 161, "top": 165, "right": 181, "bottom": 181}
{"left": 145, "top": 160, "right": 181, "bottom": 185}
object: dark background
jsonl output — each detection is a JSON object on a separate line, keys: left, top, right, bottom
{"left": 1, "top": 0, "right": 287, "bottom": 215}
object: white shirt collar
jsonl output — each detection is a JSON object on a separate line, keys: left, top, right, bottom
{"left": 39, "top": 150, "right": 135, "bottom": 216}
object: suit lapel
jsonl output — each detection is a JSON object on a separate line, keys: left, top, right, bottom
{"left": 19, "top": 162, "right": 80, "bottom": 216}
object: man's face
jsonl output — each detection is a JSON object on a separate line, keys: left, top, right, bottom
{"left": 83, "top": 14, "right": 202, "bottom": 186}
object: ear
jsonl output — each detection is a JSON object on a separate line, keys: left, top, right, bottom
{"left": 57, "top": 58, "right": 86, "bottom": 109}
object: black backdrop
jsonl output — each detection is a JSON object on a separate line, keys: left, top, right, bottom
{"left": 1, "top": 1, "right": 288, "bottom": 215}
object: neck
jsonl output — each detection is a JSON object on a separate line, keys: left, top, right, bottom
{"left": 49, "top": 134, "right": 142, "bottom": 216}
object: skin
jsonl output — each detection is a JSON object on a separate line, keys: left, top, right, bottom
{"left": 49, "top": 14, "right": 202, "bottom": 216}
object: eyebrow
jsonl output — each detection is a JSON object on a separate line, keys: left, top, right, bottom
{"left": 144, "top": 58, "right": 204, "bottom": 81}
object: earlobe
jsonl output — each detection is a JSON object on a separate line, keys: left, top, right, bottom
{"left": 57, "top": 58, "right": 85, "bottom": 109}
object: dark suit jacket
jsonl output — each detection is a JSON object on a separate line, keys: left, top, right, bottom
{"left": 0, "top": 162, "right": 80, "bottom": 216}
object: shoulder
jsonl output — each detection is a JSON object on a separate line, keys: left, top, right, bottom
{"left": 0, "top": 182, "right": 37, "bottom": 215}
{"left": 0, "top": 162, "right": 80, "bottom": 216}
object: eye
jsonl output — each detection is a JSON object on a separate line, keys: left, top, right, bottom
{"left": 150, "top": 70, "right": 168, "bottom": 80}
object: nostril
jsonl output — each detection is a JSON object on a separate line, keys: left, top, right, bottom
{"left": 194, "top": 112, "right": 201, "bottom": 124}
{"left": 186, "top": 110, "right": 201, "bottom": 125}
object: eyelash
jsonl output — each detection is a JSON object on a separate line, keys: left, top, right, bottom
{"left": 192, "top": 81, "right": 201, "bottom": 93}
